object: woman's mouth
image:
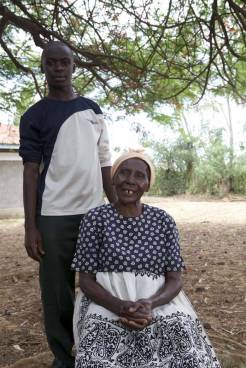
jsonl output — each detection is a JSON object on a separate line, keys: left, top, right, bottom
{"left": 123, "top": 189, "right": 134, "bottom": 195}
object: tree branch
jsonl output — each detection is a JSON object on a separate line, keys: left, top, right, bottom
{"left": 0, "top": 38, "right": 43, "bottom": 98}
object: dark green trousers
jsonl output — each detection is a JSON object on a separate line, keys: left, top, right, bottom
{"left": 38, "top": 215, "right": 83, "bottom": 368}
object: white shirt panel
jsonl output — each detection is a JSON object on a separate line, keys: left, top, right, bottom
{"left": 41, "top": 110, "right": 110, "bottom": 215}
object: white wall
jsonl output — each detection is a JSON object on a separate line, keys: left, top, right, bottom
{"left": 0, "top": 152, "right": 23, "bottom": 218}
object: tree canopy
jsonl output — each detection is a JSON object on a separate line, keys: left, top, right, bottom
{"left": 0, "top": 0, "right": 245, "bottom": 117}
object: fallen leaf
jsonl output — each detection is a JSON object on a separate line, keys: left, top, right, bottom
{"left": 13, "top": 344, "right": 24, "bottom": 352}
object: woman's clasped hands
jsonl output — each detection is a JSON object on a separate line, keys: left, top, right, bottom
{"left": 119, "top": 299, "right": 153, "bottom": 330}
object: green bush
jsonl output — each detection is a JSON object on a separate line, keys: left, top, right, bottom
{"left": 149, "top": 168, "right": 186, "bottom": 196}
{"left": 145, "top": 129, "right": 246, "bottom": 196}
{"left": 231, "top": 157, "right": 246, "bottom": 193}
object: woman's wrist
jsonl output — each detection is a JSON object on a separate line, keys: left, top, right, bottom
{"left": 107, "top": 296, "right": 124, "bottom": 316}
{"left": 147, "top": 295, "right": 164, "bottom": 310}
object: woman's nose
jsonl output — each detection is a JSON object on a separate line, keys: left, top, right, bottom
{"left": 125, "top": 173, "right": 135, "bottom": 184}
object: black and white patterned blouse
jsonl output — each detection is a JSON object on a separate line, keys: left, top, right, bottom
{"left": 71, "top": 203, "right": 185, "bottom": 275}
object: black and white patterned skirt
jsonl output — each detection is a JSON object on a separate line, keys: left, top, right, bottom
{"left": 73, "top": 272, "right": 221, "bottom": 368}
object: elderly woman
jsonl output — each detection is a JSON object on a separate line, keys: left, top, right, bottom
{"left": 71, "top": 151, "right": 221, "bottom": 368}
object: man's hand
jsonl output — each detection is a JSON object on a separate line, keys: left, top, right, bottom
{"left": 23, "top": 161, "right": 42, "bottom": 261}
{"left": 25, "top": 226, "right": 45, "bottom": 262}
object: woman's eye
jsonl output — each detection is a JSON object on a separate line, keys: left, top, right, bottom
{"left": 136, "top": 173, "right": 145, "bottom": 178}
{"left": 119, "top": 169, "right": 129, "bottom": 175}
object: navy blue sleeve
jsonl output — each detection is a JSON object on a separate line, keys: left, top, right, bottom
{"left": 19, "top": 112, "right": 42, "bottom": 164}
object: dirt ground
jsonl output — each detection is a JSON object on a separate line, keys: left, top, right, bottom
{"left": 0, "top": 197, "right": 246, "bottom": 368}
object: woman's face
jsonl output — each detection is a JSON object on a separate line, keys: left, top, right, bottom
{"left": 113, "top": 158, "right": 150, "bottom": 204}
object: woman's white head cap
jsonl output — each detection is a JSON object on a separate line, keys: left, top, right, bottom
{"left": 111, "top": 150, "right": 155, "bottom": 188}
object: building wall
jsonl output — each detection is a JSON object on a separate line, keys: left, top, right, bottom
{"left": 0, "top": 153, "right": 23, "bottom": 217}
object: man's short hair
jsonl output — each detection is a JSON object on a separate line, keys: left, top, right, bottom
{"left": 41, "top": 41, "right": 74, "bottom": 63}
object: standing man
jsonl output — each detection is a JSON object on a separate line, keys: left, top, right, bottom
{"left": 19, "top": 41, "right": 116, "bottom": 368}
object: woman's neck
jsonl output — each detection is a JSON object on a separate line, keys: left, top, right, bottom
{"left": 113, "top": 201, "right": 143, "bottom": 217}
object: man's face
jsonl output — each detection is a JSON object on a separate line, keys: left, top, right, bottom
{"left": 41, "top": 45, "right": 74, "bottom": 88}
